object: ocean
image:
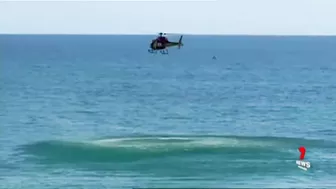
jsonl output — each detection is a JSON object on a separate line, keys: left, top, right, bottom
{"left": 1, "top": 34, "right": 336, "bottom": 189}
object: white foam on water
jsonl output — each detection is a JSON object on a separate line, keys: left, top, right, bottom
{"left": 87, "top": 136, "right": 276, "bottom": 150}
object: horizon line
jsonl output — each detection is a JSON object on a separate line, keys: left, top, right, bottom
{"left": 1, "top": 33, "right": 336, "bottom": 37}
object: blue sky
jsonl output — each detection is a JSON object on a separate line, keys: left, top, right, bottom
{"left": 1, "top": 0, "right": 336, "bottom": 35}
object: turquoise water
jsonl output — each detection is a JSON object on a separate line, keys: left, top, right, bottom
{"left": 1, "top": 35, "right": 336, "bottom": 188}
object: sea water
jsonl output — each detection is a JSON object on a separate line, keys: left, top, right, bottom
{"left": 1, "top": 35, "right": 336, "bottom": 189}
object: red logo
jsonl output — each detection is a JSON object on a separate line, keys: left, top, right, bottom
{"left": 298, "top": 146, "right": 306, "bottom": 160}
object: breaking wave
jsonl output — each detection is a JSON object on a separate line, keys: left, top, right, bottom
{"left": 19, "top": 135, "right": 334, "bottom": 163}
